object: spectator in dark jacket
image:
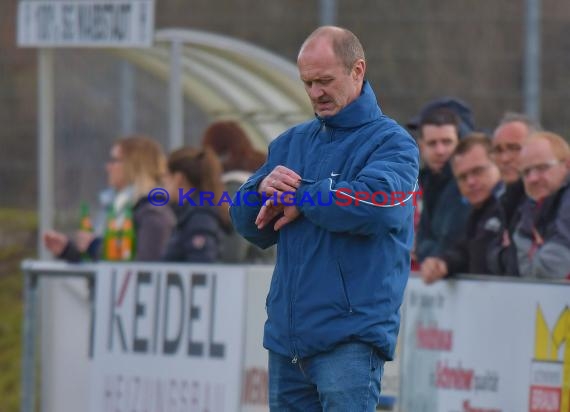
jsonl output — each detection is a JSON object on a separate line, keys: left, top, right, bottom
{"left": 44, "top": 135, "right": 176, "bottom": 261}
{"left": 161, "top": 146, "right": 229, "bottom": 262}
{"left": 421, "top": 134, "right": 504, "bottom": 284}
{"left": 413, "top": 107, "right": 471, "bottom": 263}
{"left": 513, "top": 132, "right": 570, "bottom": 279}
{"left": 487, "top": 113, "right": 540, "bottom": 275}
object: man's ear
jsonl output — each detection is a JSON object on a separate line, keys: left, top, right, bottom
{"left": 352, "top": 59, "right": 366, "bottom": 81}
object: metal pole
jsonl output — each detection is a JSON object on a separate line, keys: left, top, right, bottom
{"left": 38, "top": 48, "right": 55, "bottom": 260}
{"left": 168, "top": 40, "right": 184, "bottom": 150}
{"left": 21, "top": 271, "right": 38, "bottom": 412}
{"left": 319, "top": 0, "right": 338, "bottom": 26}
{"left": 38, "top": 49, "right": 55, "bottom": 412}
{"left": 120, "top": 61, "right": 136, "bottom": 135}
{"left": 524, "top": 0, "right": 541, "bottom": 124}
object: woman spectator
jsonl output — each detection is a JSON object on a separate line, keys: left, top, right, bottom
{"left": 161, "top": 147, "right": 229, "bottom": 262}
{"left": 201, "top": 120, "right": 274, "bottom": 263}
{"left": 202, "top": 120, "right": 266, "bottom": 173}
{"left": 44, "top": 135, "right": 176, "bottom": 261}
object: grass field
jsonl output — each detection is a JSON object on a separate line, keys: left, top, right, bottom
{"left": 0, "top": 209, "right": 37, "bottom": 412}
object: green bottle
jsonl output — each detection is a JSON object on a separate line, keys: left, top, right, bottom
{"left": 120, "top": 206, "right": 136, "bottom": 261}
{"left": 79, "top": 202, "right": 93, "bottom": 261}
{"left": 79, "top": 202, "right": 93, "bottom": 232}
{"left": 102, "top": 207, "right": 120, "bottom": 261}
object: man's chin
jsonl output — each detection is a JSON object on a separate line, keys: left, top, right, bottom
{"left": 529, "top": 189, "right": 548, "bottom": 201}
{"left": 315, "top": 106, "right": 338, "bottom": 117}
{"left": 429, "top": 163, "right": 446, "bottom": 173}
{"left": 501, "top": 168, "right": 519, "bottom": 183}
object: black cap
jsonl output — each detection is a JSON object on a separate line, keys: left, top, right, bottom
{"left": 407, "top": 97, "right": 475, "bottom": 138}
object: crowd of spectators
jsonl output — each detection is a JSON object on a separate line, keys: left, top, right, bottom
{"left": 44, "top": 121, "right": 270, "bottom": 264}
{"left": 411, "top": 98, "right": 570, "bottom": 282}
{"left": 44, "top": 100, "right": 569, "bottom": 281}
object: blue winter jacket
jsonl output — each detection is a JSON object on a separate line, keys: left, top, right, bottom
{"left": 230, "top": 81, "right": 419, "bottom": 361}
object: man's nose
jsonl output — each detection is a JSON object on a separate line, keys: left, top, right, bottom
{"left": 434, "top": 143, "right": 447, "bottom": 155}
{"left": 525, "top": 168, "right": 540, "bottom": 182}
{"left": 498, "top": 150, "right": 513, "bottom": 162}
{"left": 308, "top": 84, "right": 324, "bottom": 99}
{"left": 465, "top": 172, "right": 479, "bottom": 186}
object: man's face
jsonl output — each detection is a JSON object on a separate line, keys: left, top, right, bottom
{"left": 419, "top": 124, "right": 459, "bottom": 173}
{"left": 297, "top": 36, "right": 364, "bottom": 117}
{"left": 452, "top": 145, "right": 501, "bottom": 208}
{"left": 491, "top": 121, "right": 528, "bottom": 184}
{"left": 519, "top": 139, "right": 569, "bottom": 201}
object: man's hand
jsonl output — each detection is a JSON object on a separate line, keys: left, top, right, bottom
{"left": 75, "top": 230, "right": 96, "bottom": 252}
{"left": 43, "top": 230, "right": 69, "bottom": 256}
{"left": 255, "top": 199, "right": 300, "bottom": 231}
{"left": 255, "top": 165, "right": 302, "bottom": 231}
{"left": 420, "top": 257, "right": 448, "bottom": 285}
{"left": 258, "top": 165, "right": 301, "bottom": 196}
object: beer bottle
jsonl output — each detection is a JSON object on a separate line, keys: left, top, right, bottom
{"left": 102, "top": 207, "right": 120, "bottom": 261}
{"left": 79, "top": 202, "right": 94, "bottom": 261}
{"left": 79, "top": 202, "right": 93, "bottom": 232}
{"left": 120, "top": 206, "right": 136, "bottom": 261}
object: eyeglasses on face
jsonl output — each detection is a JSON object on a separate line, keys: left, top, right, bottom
{"left": 108, "top": 157, "right": 123, "bottom": 164}
{"left": 491, "top": 143, "right": 522, "bottom": 155}
{"left": 520, "top": 159, "right": 561, "bottom": 178}
{"left": 455, "top": 164, "right": 492, "bottom": 183}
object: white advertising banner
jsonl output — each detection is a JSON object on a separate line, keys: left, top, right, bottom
{"left": 241, "top": 266, "right": 273, "bottom": 412}
{"left": 17, "top": 0, "right": 155, "bottom": 47}
{"left": 89, "top": 264, "right": 247, "bottom": 412}
{"left": 400, "top": 276, "right": 570, "bottom": 412}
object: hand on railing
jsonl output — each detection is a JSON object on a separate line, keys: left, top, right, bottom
{"left": 43, "top": 230, "right": 69, "bottom": 256}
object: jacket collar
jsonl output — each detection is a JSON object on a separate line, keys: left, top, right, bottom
{"left": 316, "top": 80, "right": 382, "bottom": 129}
{"left": 419, "top": 162, "right": 454, "bottom": 186}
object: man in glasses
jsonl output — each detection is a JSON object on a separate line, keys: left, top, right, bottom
{"left": 421, "top": 134, "right": 504, "bottom": 284}
{"left": 513, "top": 132, "right": 570, "bottom": 279}
{"left": 488, "top": 113, "right": 540, "bottom": 275}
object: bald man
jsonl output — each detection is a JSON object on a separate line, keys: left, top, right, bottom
{"left": 513, "top": 132, "right": 570, "bottom": 279}
{"left": 487, "top": 113, "right": 540, "bottom": 275}
{"left": 230, "top": 26, "right": 419, "bottom": 410}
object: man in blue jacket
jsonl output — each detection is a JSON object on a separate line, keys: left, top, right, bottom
{"left": 230, "top": 26, "right": 419, "bottom": 411}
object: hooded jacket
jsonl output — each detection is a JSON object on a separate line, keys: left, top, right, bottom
{"left": 161, "top": 201, "right": 224, "bottom": 263}
{"left": 230, "top": 81, "right": 419, "bottom": 361}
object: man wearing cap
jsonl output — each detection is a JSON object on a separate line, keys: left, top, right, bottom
{"left": 409, "top": 98, "right": 473, "bottom": 264}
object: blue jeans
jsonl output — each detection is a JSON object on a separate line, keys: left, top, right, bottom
{"left": 268, "top": 342, "right": 384, "bottom": 412}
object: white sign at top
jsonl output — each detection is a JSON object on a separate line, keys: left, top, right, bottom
{"left": 17, "top": 0, "right": 155, "bottom": 47}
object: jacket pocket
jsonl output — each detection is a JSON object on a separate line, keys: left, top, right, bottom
{"left": 336, "top": 261, "right": 353, "bottom": 314}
